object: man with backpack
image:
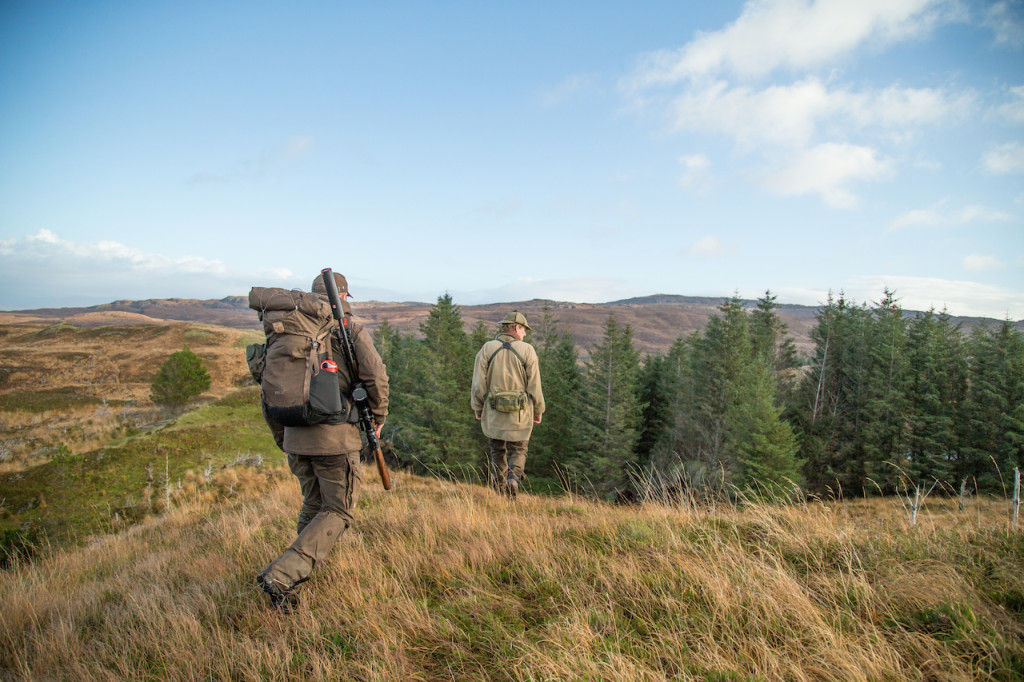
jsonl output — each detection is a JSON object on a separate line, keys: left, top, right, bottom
{"left": 471, "top": 310, "right": 545, "bottom": 498}
{"left": 250, "top": 272, "right": 389, "bottom": 612}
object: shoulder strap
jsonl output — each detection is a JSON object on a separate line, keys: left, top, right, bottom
{"left": 487, "top": 340, "right": 526, "bottom": 368}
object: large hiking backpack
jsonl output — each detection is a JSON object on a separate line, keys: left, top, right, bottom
{"left": 247, "top": 287, "right": 349, "bottom": 427}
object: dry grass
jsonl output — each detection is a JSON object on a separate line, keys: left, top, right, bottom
{"left": 0, "top": 321, "right": 257, "bottom": 468}
{"left": 1, "top": 469, "right": 1021, "bottom": 681}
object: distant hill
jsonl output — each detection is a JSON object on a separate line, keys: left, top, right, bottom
{"left": 2, "top": 293, "right": 1019, "bottom": 359}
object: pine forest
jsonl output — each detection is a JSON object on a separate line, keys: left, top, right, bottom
{"left": 376, "top": 290, "right": 1024, "bottom": 502}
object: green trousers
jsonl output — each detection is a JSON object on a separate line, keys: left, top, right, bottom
{"left": 260, "top": 451, "right": 361, "bottom": 591}
{"left": 488, "top": 438, "right": 528, "bottom": 490}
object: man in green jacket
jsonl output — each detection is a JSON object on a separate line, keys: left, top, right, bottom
{"left": 471, "top": 310, "right": 545, "bottom": 498}
{"left": 257, "top": 272, "right": 389, "bottom": 612}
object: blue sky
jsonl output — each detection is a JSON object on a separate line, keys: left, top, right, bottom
{"left": 1, "top": 0, "right": 1022, "bottom": 319}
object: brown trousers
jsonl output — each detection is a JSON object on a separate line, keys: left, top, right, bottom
{"left": 488, "top": 438, "right": 528, "bottom": 490}
{"left": 260, "top": 451, "right": 361, "bottom": 590}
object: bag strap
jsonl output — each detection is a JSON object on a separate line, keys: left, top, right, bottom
{"left": 485, "top": 340, "right": 528, "bottom": 389}
{"left": 487, "top": 340, "right": 526, "bottom": 368}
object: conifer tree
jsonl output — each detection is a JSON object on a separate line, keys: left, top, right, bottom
{"left": 861, "top": 289, "right": 910, "bottom": 491}
{"left": 577, "top": 314, "right": 643, "bottom": 498}
{"left": 727, "top": 358, "right": 803, "bottom": 493}
{"left": 636, "top": 352, "right": 670, "bottom": 470}
{"left": 646, "top": 336, "right": 697, "bottom": 486}
{"left": 150, "top": 345, "right": 211, "bottom": 411}
{"left": 961, "top": 320, "right": 1024, "bottom": 489}
{"left": 693, "top": 296, "right": 801, "bottom": 492}
{"left": 530, "top": 308, "right": 583, "bottom": 483}
{"left": 373, "top": 321, "right": 410, "bottom": 448}
{"left": 689, "top": 296, "right": 751, "bottom": 480}
{"left": 401, "top": 294, "right": 482, "bottom": 476}
{"left": 750, "top": 290, "right": 800, "bottom": 372}
{"left": 794, "top": 293, "right": 873, "bottom": 495}
{"left": 469, "top": 319, "right": 492, "bottom": 350}
{"left": 904, "top": 309, "right": 966, "bottom": 483}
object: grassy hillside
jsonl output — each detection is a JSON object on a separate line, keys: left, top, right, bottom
{"left": 0, "top": 321, "right": 263, "bottom": 468}
{"left": 0, "top": 387, "right": 285, "bottom": 547}
{"left": 1, "top": 319, "right": 1022, "bottom": 680}
{"left": 1, "top": 468, "right": 1022, "bottom": 680}
{"left": 0, "top": 319, "right": 276, "bottom": 550}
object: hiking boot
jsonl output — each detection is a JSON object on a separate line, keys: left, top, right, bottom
{"left": 505, "top": 475, "right": 519, "bottom": 500}
{"left": 256, "top": 573, "right": 299, "bottom": 614}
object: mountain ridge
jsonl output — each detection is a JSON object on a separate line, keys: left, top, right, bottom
{"left": 1, "top": 293, "right": 1019, "bottom": 358}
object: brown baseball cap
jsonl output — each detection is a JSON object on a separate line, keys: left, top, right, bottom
{"left": 312, "top": 272, "right": 352, "bottom": 298}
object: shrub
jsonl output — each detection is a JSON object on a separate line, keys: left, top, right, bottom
{"left": 150, "top": 346, "right": 211, "bottom": 411}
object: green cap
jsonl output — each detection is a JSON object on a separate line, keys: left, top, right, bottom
{"left": 499, "top": 310, "right": 531, "bottom": 330}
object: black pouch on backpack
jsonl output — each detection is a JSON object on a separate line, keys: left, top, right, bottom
{"left": 306, "top": 354, "right": 347, "bottom": 424}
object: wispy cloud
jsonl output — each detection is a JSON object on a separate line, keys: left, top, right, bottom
{"left": 983, "top": 142, "right": 1024, "bottom": 175}
{"left": 0, "top": 230, "right": 301, "bottom": 309}
{"left": 993, "top": 85, "right": 1024, "bottom": 123}
{"left": 963, "top": 253, "right": 1004, "bottom": 271}
{"left": 665, "top": 78, "right": 973, "bottom": 150}
{"left": 187, "top": 135, "right": 316, "bottom": 185}
{"left": 542, "top": 74, "right": 601, "bottom": 107}
{"left": 891, "top": 201, "right": 1014, "bottom": 227}
{"left": 678, "top": 154, "right": 716, "bottom": 193}
{"left": 452, "top": 277, "right": 640, "bottom": 305}
{"left": 847, "top": 274, "right": 1023, "bottom": 319}
{"left": 686, "top": 235, "right": 732, "bottom": 259}
{"left": 983, "top": 1, "right": 1024, "bottom": 48}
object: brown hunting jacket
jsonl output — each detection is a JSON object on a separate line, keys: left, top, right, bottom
{"left": 471, "top": 333, "right": 544, "bottom": 442}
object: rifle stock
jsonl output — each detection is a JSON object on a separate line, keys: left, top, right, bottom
{"left": 321, "top": 268, "right": 392, "bottom": 490}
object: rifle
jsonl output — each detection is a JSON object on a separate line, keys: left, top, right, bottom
{"left": 321, "top": 268, "right": 392, "bottom": 490}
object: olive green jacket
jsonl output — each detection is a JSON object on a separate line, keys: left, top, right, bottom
{"left": 471, "top": 334, "right": 544, "bottom": 442}
{"left": 267, "top": 316, "right": 389, "bottom": 456}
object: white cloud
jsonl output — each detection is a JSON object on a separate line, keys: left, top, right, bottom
{"left": 963, "top": 254, "right": 1004, "bottom": 271}
{"left": 625, "top": 0, "right": 956, "bottom": 86}
{"left": 686, "top": 235, "right": 731, "bottom": 259}
{"left": 892, "top": 201, "right": 1014, "bottom": 227}
{"left": 0, "top": 230, "right": 301, "bottom": 309}
{"left": 619, "top": 1, "right": 981, "bottom": 213}
{"left": 891, "top": 206, "right": 946, "bottom": 227}
{"left": 993, "top": 85, "right": 1024, "bottom": 123}
{"left": 451, "top": 277, "right": 640, "bottom": 305}
{"left": 983, "top": 1, "right": 1024, "bottom": 48}
{"left": 847, "top": 275, "right": 1024, "bottom": 319}
{"left": 666, "top": 78, "right": 971, "bottom": 154}
{"left": 761, "top": 142, "right": 893, "bottom": 207}
{"left": 678, "top": 154, "right": 717, "bottom": 193}
{"left": 983, "top": 142, "right": 1024, "bottom": 175}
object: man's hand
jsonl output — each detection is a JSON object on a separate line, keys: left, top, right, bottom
{"left": 374, "top": 423, "right": 383, "bottom": 439}
{"left": 475, "top": 411, "right": 482, "bottom": 421}
{"left": 533, "top": 414, "right": 542, "bottom": 424}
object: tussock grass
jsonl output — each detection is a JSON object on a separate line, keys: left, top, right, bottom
{"left": 1, "top": 471, "right": 1021, "bottom": 681}
{"left": 0, "top": 387, "right": 283, "bottom": 543}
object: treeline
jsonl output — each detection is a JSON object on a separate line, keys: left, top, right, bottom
{"left": 372, "top": 291, "right": 1024, "bottom": 499}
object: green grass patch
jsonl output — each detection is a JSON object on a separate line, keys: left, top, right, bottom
{"left": 0, "top": 387, "right": 107, "bottom": 412}
{"left": 27, "top": 322, "right": 79, "bottom": 339}
{"left": 182, "top": 328, "right": 220, "bottom": 344}
{"left": 233, "top": 331, "right": 266, "bottom": 349}
{"left": 0, "top": 387, "right": 284, "bottom": 544}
